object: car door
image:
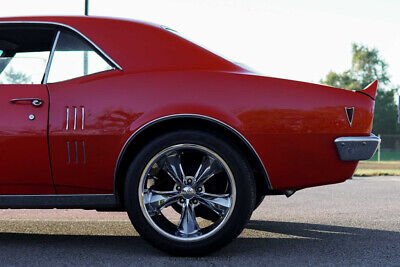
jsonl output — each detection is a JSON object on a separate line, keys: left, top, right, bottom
{"left": 46, "top": 28, "right": 120, "bottom": 194}
{"left": 0, "top": 25, "right": 56, "bottom": 194}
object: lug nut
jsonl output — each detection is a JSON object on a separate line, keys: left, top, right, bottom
{"left": 176, "top": 186, "right": 181, "bottom": 191}
{"left": 192, "top": 199, "right": 198, "bottom": 204}
{"left": 187, "top": 178, "right": 192, "bottom": 184}
{"left": 180, "top": 198, "right": 185, "bottom": 203}
{"left": 196, "top": 187, "right": 202, "bottom": 192}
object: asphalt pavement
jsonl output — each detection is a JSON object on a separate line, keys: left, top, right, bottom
{"left": 0, "top": 176, "right": 399, "bottom": 266}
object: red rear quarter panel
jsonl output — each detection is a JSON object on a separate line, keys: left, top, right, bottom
{"left": 49, "top": 69, "right": 373, "bottom": 192}
{"left": 113, "top": 71, "right": 374, "bottom": 190}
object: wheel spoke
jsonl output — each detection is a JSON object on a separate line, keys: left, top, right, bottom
{"left": 162, "top": 152, "right": 185, "bottom": 185}
{"left": 140, "top": 145, "right": 236, "bottom": 241}
{"left": 197, "top": 192, "right": 231, "bottom": 217}
{"left": 194, "top": 155, "right": 222, "bottom": 186}
{"left": 177, "top": 200, "right": 200, "bottom": 236}
{"left": 143, "top": 189, "right": 180, "bottom": 215}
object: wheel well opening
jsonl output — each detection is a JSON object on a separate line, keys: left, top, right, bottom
{"left": 114, "top": 117, "right": 271, "bottom": 207}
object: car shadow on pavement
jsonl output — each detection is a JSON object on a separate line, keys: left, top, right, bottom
{"left": 222, "top": 220, "right": 400, "bottom": 264}
{"left": 0, "top": 220, "right": 399, "bottom": 264}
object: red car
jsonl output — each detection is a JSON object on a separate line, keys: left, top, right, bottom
{"left": 0, "top": 16, "right": 380, "bottom": 255}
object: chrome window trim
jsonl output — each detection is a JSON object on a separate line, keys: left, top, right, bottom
{"left": 114, "top": 114, "right": 273, "bottom": 192}
{"left": 0, "top": 21, "right": 123, "bottom": 73}
{"left": 43, "top": 30, "right": 60, "bottom": 84}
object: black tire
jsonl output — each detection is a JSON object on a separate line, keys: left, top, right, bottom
{"left": 124, "top": 129, "right": 256, "bottom": 256}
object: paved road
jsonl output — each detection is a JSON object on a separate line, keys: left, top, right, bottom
{"left": 0, "top": 176, "right": 399, "bottom": 266}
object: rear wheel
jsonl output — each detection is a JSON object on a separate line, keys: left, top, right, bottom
{"left": 124, "top": 130, "right": 256, "bottom": 255}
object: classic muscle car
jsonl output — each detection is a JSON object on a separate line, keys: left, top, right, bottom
{"left": 0, "top": 16, "right": 380, "bottom": 255}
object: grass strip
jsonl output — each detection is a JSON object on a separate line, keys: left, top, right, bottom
{"left": 354, "top": 169, "right": 400, "bottom": 177}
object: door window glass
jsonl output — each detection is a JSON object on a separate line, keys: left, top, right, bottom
{"left": 0, "top": 26, "right": 54, "bottom": 84}
{"left": 0, "top": 52, "right": 49, "bottom": 84}
{"left": 47, "top": 31, "right": 114, "bottom": 83}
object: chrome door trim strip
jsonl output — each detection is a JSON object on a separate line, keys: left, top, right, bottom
{"left": 0, "top": 21, "right": 123, "bottom": 71}
{"left": 114, "top": 114, "right": 273, "bottom": 191}
{"left": 43, "top": 30, "right": 60, "bottom": 84}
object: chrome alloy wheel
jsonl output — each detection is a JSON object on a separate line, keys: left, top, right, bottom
{"left": 138, "top": 144, "right": 236, "bottom": 242}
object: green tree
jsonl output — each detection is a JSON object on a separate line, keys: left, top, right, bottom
{"left": 374, "top": 90, "right": 399, "bottom": 134}
{"left": 321, "top": 43, "right": 399, "bottom": 134}
{"left": 4, "top": 67, "right": 31, "bottom": 84}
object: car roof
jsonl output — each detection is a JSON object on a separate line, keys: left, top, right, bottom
{"left": 0, "top": 16, "right": 242, "bottom": 73}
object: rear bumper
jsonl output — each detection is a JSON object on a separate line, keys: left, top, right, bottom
{"left": 334, "top": 134, "right": 381, "bottom": 161}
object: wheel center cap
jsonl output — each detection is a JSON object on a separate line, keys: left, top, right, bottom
{"left": 181, "top": 186, "right": 196, "bottom": 199}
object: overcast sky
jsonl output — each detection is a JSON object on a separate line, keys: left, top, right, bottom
{"left": 1, "top": 0, "right": 399, "bottom": 88}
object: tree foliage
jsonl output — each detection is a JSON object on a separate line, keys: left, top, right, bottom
{"left": 3, "top": 67, "right": 31, "bottom": 84}
{"left": 321, "top": 43, "right": 399, "bottom": 134}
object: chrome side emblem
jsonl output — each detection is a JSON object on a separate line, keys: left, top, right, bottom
{"left": 345, "top": 107, "right": 354, "bottom": 127}
{"left": 65, "top": 106, "right": 85, "bottom": 131}
{"left": 66, "top": 140, "right": 87, "bottom": 165}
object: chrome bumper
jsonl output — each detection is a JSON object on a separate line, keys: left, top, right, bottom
{"left": 334, "top": 134, "right": 381, "bottom": 161}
